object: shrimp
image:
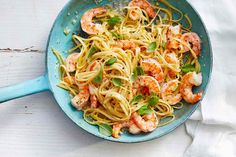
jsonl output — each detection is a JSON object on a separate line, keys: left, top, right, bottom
{"left": 179, "top": 72, "right": 203, "bottom": 104}
{"left": 88, "top": 84, "right": 98, "bottom": 108}
{"left": 132, "top": 112, "right": 158, "bottom": 132}
{"left": 87, "top": 60, "right": 101, "bottom": 72}
{"left": 112, "top": 120, "right": 141, "bottom": 138}
{"left": 112, "top": 40, "right": 136, "bottom": 52}
{"left": 112, "top": 121, "right": 130, "bottom": 138}
{"left": 133, "top": 76, "right": 161, "bottom": 95}
{"left": 71, "top": 86, "right": 90, "bottom": 110}
{"left": 165, "top": 53, "right": 180, "bottom": 78}
{"left": 181, "top": 32, "right": 201, "bottom": 56}
{"left": 128, "top": 120, "right": 142, "bottom": 134}
{"left": 141, "top": 58, "right": 164, "bottom": 83}
{"left": 161, "top": 80, "right": 182, "bottom": 105}
{"left": 65, "top": 53, "right": 81, "bottom": 72}
{"left": 165, "top": 53, "right": 179, "bottom": 66}
{"left": 71, "top": 60, "right": 104, "bottom": 109}
{"left": 80, "top": 8, "right": 107, "bottom": 35}
{"left": 113, "top": 112, "right": 158, "bottom": 137}
{"left": 112, "top": 123, "right": 123, "bottom": 138}
{"left": 128, "top": 0, "right": 155, "bottom": 20}
{"left": 118, "top": 40, "right": 136, "bottom": 52}
{"left": 166, "top": 25, "right": 182, "bottom": 50}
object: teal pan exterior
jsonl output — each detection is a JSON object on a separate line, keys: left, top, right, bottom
{"left": 0, "top": 0, "right": 212, "bottom": 143}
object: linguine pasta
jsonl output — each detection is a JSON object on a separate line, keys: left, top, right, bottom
{"left": 53, "top": 0, "right": 202, "bottom": 138}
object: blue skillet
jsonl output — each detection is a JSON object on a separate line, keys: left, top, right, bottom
{"left": 0, "top": 0, "right": 212, "bottom": 143}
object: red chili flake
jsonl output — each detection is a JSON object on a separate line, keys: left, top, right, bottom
{"left": 140, "top": 46, "right": 147, "bottom": 52}
{"left": 148, "top": 71, "right": 153, "bottom": 76}
{"left": 141, "top": 86, "right": 150, "bottom": 95}
{"left": 168, "top": 70, "right": 176, "bottom": 78}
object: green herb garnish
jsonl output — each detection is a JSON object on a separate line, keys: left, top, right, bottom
{"left": 181, "top": 64, "right": 195, "bottom": 73}
{"left": 111, "top": 32, "right": 125, "bottom": 40}
{"left": 93, "top": 67, "right": 103, "bottom": 84}
{"left": 138, "top": 105, "right": 154, "bottom": 115}
{"left": 131, "top": 94, "right": 143, "bottom": 104}
{"left": 111, "top": 32, "right": 119, "bottom": 38}
{"left": 112, "top": 78, "right": 122, "bottom": 86}
{"left": 98, "top": 124, "right": 112, "bottom": 136}
{"left": 131, "top": 66, "right": 144, "bottom": 81}
{"left": 88, "top": 46, "right": 97, "bottom": 58}
{"left": 108, "top": 16, "right": 121, "bottom": 26}
{"left": 147, "top": 42, "right": 157, "bottom": 52}
{"left": 148, "top": 93, "right": 159, "bottom": 106}
{"left": 106, "top": 57, "right": 117, "bottom": 66}
{"left": 136, "top": 66, "right": 144, "bottom": 75}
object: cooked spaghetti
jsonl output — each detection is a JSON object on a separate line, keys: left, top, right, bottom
{"left": 53, "top": 0, "right": 203, "bottom": 138}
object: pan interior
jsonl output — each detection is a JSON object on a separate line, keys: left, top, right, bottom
{"left": 46, "top": 0, "right": 212, "bottom": 142}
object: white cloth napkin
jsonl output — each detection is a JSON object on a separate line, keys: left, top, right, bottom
{"left": 184, "top": 0, "right": 236, "bottom": 156}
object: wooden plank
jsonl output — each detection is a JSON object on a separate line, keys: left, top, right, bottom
{"left": 0, "top": 0, "right": 67, "bottom": 50}
{"left": 0, "top": 52, "right": 191, "bottom": 157}
{"left": 0, "top": 52, "right": 45, "bottom": 87}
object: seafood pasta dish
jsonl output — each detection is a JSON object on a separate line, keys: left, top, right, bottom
{"left": 53, "top": 0, "right": 203, "bottom": 138}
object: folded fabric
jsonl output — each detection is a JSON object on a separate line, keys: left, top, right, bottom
{"left": 184, "top": 0, "right": 236, "bottom": 156}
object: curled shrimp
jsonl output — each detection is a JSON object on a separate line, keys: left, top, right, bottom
{"left": 133, "top": 76, "right": 161, "bottom": 95}
{"left": 141, "top": 58, "right": 164, "bottom": 83}
{"left": 65, "top": 53, "right": 81, "bottom": 72}
{"left": 112, "top": 112, "right": 158, "bottom": 137}
{"left": 112, "top": 40, "right": 136, "bottom": 52}
{"left": 118, "top": 40, "right": 136, "bottom": 52}
{"left": 165, "top": 53, "right": 180, "bottom": 78}
{"left": 165, "top": 53, "right": 179, "bottom": 66}
{"left": 181, "top": 32, "right": 201, "bottom": 56}
{"left": 80, "top": 8, "right": 107, "bottom": 35}
{"left": 71, "top": 86, "right": 90, "bottom": 110}
{"left": 87, "top": 60, "right": 101, "bottom": 72}
{"left": 128, "top": 0, "right": 155, "bottom": 20}
{"left": 132, "top": 112, "right": 158, "bottom": 132}
{"left": 112, "top": 120, "right": 141, "bottom": 138}
{"left": 179, "top": 72, "right": 203, "bottom": 104}
{"left": 112, "top": 123, "right": 123, "bottom": 138}
{"left": 161, "top": 80, "right": 182, "bottom": 105}
{"left": 128, "top": 120, "right": 142, "bottom": 134}
{"left": 166, "top": 25, "right": 182, "bottom": 50}
{"left": 71, "top": 61, "right": 104, "bottom": 110}
{"left": 112, "top": 121, "right": 130, "bottom": 138}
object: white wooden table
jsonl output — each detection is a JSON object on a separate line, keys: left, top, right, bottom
{"left": 0, "top": 0, "right": 191, "bottom": 156}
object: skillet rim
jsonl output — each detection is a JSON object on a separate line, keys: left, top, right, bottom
{"left": 45, "top": 0, "right": 213, "bottom": 143}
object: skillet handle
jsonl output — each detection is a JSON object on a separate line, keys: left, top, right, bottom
{"left": 0, "top": 75, "right": 50, "bottom": 103}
